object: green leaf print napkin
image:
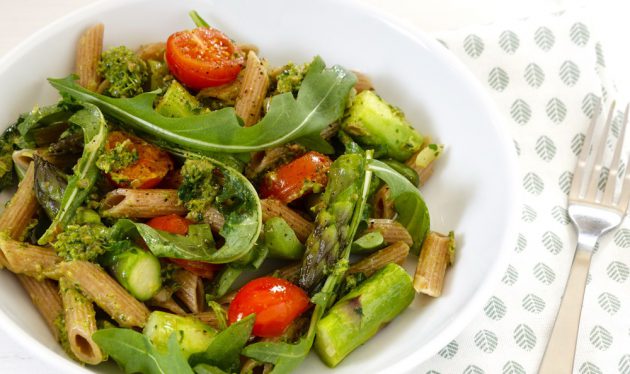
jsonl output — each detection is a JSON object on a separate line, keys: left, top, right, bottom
{"left": 416, "top": 11, "right": 630, "bottom": 374}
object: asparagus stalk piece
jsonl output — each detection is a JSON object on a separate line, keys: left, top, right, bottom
{"left": 413, "top": 231, "right": 455, "bottom": 296}
{"left": 143, "top": 311, "right": 217, "bottom": 359}
{"left": 314, "top": 263, "right": 415, "bottom": 367}
{"left": 100, "top": 243, "right": 162, "bottom": 301}
{"left": 299, "top": 153, "right": 366, "bottom": 292}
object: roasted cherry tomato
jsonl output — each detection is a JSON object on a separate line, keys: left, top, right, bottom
{"left": 166, "top": 27, "right": 244, "bottom": 89}
{"left": 228, "top": 277, "right": 310, "bottom": 337}
{"left": 147, "top": 214, "right": 220, "bottom": 279}
{"left": 147, "top": 214, "right": 190, "bottom": 235}
{"left": 168, "top": 258, "right": 220, "bottom": 280}
{"left": 259, "top": 151, "right": 332, "bottom": 204}
{"left": 105, "top": 131, "right": 173, "bottom": 189}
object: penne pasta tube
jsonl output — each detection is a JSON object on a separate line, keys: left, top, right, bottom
{"left": 173, "top": 269, "right": 205, "bottom": 313}
{"left": 100, "top": 188, "right": 186, "bottom": 218}
{"left": 204, "top": 206, "right": 225, "bottom": 232}
{"left": 192, "top": 310, "right": 224, "bottom": 329}
{"left": 348, "top": 241, "right": 410, "bottom": 277}
{"left": 367, "top": 218, "right": 413, "bottom": 247}
{"left": 136, "top": 42, "right": 166, "bottom": 61}
{"left": 0, "top": 235, "right": 62, "bottom": 279}
{"left": 18, "top": 276, "right": 63, "bottom": 341}
{"left": 75, "top": 23, "right": 104, "bottom": 92}
{"left": 372, "top": 186, "right": 396, "bottom": 219}
{"left": 271, "top": 262, "right": 301, "bottom": 283}
{"left": 234, "top": 51, "right": 270, "bottom": 126}
{"left": 0, "top": 162, "right": 38, "bottom": 253}
{"left": 413, "top": 231, "right": 455, "bottom": 296}
{"left": 261, "top": 199, "right": 314, "bottom": 243}
{"left": 352, "top": 71, "right": 374, "bottom": 93}
{"left": 59, "top": 278, "right": 104, "bottom": 365}
{"left": 147, "top": 296, "right": 187, "bottom": 316}
{"left": 405, "top": 144, "right": 443, "bottom": 187}
{"left": 57, "top": 261, "right": 150, "bottom": 327}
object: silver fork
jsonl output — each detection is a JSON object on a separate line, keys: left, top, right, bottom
{"left": 538, "top": 102, "right": 630, "bottom": 373}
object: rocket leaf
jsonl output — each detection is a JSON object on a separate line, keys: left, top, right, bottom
{"left": 367, "top": 159, "right": 430, "bottom": 254}
{"left": 48, "top": 56, "right": 355, "bottom": 154}
{"left": 39, "top": 102, "right": 108, "bottom": 244}
{"left": 93, "top": 329, "right": 194, "bottom": 374}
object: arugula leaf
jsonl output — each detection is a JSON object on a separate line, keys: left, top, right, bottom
{"left": 111, "top": 220, "right": 220, "bottom": 261}
{"left": 189, "top": 10, "right": 210, "bottom": 28}
{"left": 93, "top": 328, "right": 193, "bottom": 374}
{"left": 367, "top": 159, "right": 430, "bottom": 254}
{"left": 242, "top": 151, "right": 374, "bottom": 373}
{"left": 48, "top": 56, "right": 356, "bottom": 154}
{"left": 39, "top": 103, "right": 108, "bottom": 244}
{"left": 16, "top": 103, "right": 74, "bottom": 148}
{"left": 189, "top": 314, "right": 255, "bottom": 372}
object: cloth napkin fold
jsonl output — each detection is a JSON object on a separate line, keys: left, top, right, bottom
{"left": 416, "top": 10, "right": 630, "bottom": 374}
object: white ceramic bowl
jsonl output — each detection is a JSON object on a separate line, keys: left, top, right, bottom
{"left": 0, "top": 0, "right": 519, "bottom": 373}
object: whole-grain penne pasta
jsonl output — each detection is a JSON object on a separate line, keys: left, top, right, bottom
{"left": 234, "top": 51, "right": 270, "bottom": 126}
{"left": 367, "top": 218, "right": 413, "bottom": 247}
{"left": 204, "top": 206, "right": 225, "bottom": 232}
{"left": 0, "top": 235, "right": 62, "bottom": 279}
{"left": 148, "top": 296, "right": 187, "bottom": 315}
{"left": 352, "top": 71, "right": 374, "bottom": 93}
{"left": 192, "top": 310, "right": 223, "bottom": 329}
{"left": 261, "top": 199, "right": 314, "bottom": 242}
{"left": 57, "top": 261, "right": 150, "bottom": 327}
{"left": 348, "top": 241, "right": 410, "bottom": 277}
{"left": 413, "top": 231, "right": 455, "bottom": 297}
{"left": 75, "top": 23, "right": 104, "bottom": 92}
{"left": 0, "top": 162, "right": 38, "bottom": 252}
{"left": 59, "top": 278, "right": 104, "bottom": 365}
{"left": 372, "top": 186, "right": 396, "bottom": 219}
{"left": 100, "top": 188, "right": 186, "bottom": 218}
{"left": 173, "top": 269, "right": 205, "bottom": 313}
{"left": 18, "top": 276, "right": 63, "bottom": 341}
{"left": 405, "top": 144, "right": 444, "bottom": 187}
{"left": 136, "top": 42, "right": 166, "bottom": 61}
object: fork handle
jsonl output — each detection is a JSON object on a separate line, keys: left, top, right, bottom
{"left": 538, "top": 246, "right": 592, "bottom": 374}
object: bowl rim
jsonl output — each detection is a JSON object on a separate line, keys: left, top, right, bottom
{"left": 0, "top": 0, "right": 520, "bottom": 373}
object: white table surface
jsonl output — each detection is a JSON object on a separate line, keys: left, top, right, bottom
{"left": 1, "top": 0, "right": 630, "bottom": 372}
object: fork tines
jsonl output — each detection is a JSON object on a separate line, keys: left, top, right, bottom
{"left": 569, "top": 101, "right": 630, "bottom": 212}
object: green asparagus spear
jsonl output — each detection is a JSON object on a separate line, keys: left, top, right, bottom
{"left": 143, "top": 311, "right": 217, "bottom": 359}
{"left": 299, "top": 153, "right": 366, "bottom": 292}
{"left": 314, "top": 263, "right": 414, "bottom": 366}
{"left": 100, "top": 241, "right": 162, "bottom": 301}
{"left": 33, "top": 155, "right": 68, "bottom": 220}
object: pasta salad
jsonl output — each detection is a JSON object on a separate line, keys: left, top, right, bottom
{"left": 0, "top": 11, "right": 454, "bottom": 374}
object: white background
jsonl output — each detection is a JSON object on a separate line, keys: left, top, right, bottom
{"left": 0, "top": 0, "right": 629, "bottom": 371}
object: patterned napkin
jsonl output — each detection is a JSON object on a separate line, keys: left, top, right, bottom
{"left": 415, "top": 10, "right": 630, "bottom": 374}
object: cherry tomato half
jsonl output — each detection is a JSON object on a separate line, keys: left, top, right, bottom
{"left": 259, "top": 151, "right": 332, "bottom": 204}
{"left": 228, "top": 277, "right": 310, "bottom": 337}
{"left": 147, "top": 214, "right": 190, "bottom": 235}
{"left": 105, "top": 131, "right": 173, "bottom": 189}
{"left": 166, "top": 27, "right": 244, "bottom": 90}
{"left": 147, "top": 214, "right": 220, "bottom": 279}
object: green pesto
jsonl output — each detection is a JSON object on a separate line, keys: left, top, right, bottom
{"left": 147, "top": 59, "right": 172, "bottom": 91}
{"left": 96, "top": 139, "right": 138, "bottom": 174}
{"left": 52, "top": 224, "right": 108, "bottom": 261}
{"left": 98, "top": 46, "right": 148, "bottom": 98}
{"left": 178, "top": 159, "right": 221, "bottom": 222}
{"left": 0, "top": 125, "right": 18, "bottom": 191}
{"left": 274, "top": 62, "right": 310, "bottom": 95}
{"left": 53, "top": 313, "right": 78, "bottom": 361}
